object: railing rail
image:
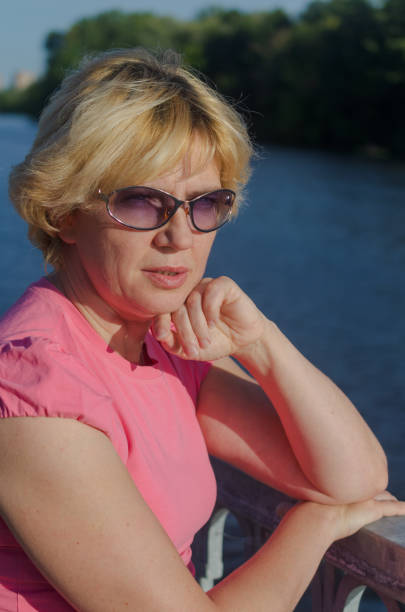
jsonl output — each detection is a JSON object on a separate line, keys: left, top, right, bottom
{"left": 193, "top": 458, "right": 405, "bottom": 611}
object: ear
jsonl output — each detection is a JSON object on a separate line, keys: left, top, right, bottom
{"left": 58, "top": 213, "right": 77, "bottom": 245}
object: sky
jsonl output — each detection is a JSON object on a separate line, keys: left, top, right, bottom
{"left": 1, "top": 0, "right": 311, "bottom": 88}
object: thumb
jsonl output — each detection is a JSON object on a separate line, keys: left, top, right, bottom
{"left": 152, "top": 314, "right": 183, "bottom": 356}
{"left": 152, "top": 313, "right": 173, "bottom": 342}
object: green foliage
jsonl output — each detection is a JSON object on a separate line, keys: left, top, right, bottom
{"left": 2, "top": 0, "right": 405, "bottom": 156}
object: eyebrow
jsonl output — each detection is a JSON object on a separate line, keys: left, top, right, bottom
{"left": 185, "top": 186, "right": 223, "bottom": 200}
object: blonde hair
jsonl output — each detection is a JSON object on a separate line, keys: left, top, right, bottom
{"left": 9, "top": 48, "right": 253, "bottom": 267}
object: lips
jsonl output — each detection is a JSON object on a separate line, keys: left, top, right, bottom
{"left": 142, "top": 266, "right": 189, "bottom": 289}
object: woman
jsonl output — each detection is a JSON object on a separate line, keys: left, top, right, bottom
{"left": 0, "top": 48, "right": 403, "bottom": 611}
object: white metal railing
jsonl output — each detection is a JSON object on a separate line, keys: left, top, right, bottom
{"left": 192, "top": 458, "right": 405, "bottom": 611}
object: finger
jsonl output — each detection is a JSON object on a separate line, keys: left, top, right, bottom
{"left": 375, "top": 499, "right": 405, "bottom": 519}
{"left": 152, "top": 313, "right": 183, "bottom": 356}
{"left": 374, "top": 491, "right": 398, "bottom": 501}
{"left": 152, "top": 313, "right": 173, "bottom": 342}
{"left": 172, "top": 305, "right": 200, "bottom": 359}
{"left": 201, "top": 277, "right": 229, "bottom": 328}
{"left": 185, "top": 290, "right": 211, "bottom": 349}
{"left": 377, "top": 499, "right": 405, "bottom": 511}
{"left": 362, "top": 499, "right": 405, "bottom": 523}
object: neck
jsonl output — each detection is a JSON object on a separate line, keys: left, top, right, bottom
{"left": 48, "top": 270, "right": 151, "bottom": 364}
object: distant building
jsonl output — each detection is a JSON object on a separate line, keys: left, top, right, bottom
{"left": 12, "top": 71, "right": 36, "bottom": 90}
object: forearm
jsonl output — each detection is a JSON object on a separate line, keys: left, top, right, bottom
{"left": 234, "top": 320, "right": 388, "bottom": 502}
{"left": 157, "top": 276, "right": 387, "bottom": 501}
{"left": 208, "top": 502, "right": 335, "bottom": 612}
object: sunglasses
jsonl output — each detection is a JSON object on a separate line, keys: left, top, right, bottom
{"left": 97, "top": 186, "right": 235, "bottom": 233}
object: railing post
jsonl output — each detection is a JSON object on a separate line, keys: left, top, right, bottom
{"left": 199, "top": 508, "right": 230, "bottom": 592}
{"left": 333, "top": 575, "right": 366, "bottom": 612}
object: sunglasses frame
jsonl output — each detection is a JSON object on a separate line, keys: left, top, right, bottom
{"left": 97, "top": 186, "right": 236, "bottom": 233}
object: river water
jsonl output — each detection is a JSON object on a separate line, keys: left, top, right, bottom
{"left": 1, "top": 113, "right": 404, "bottom": 610}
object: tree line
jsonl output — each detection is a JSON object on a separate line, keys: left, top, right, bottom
{"left": 2, "top": 0, "right": 405, "bottom": 156}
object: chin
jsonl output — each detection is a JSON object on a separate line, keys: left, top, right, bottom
{"left": 116, "top": 296, "right": 185, "bottom": 322}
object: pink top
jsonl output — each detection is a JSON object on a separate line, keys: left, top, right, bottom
{"left": 0, "top": 279, "right": 217, "bottom": 611}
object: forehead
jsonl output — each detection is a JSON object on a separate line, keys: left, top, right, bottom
{"left": 160, "top": 155, "right": 219, "bottom": 181}
{"left": 97, "top": 132, "right": 222, "bottom": 197}
{"left": 165, "top": 134, "right": 218, "bottom": 175}
{"left": 145, "top": 158, "right": 221, "bottom": 197}
{"left": 143, "top": 138, "right": 221, "bottom": 192}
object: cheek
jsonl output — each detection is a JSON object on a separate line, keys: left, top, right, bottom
{"left": 75, "top": 229, "right": 139, "bottom": 285}
{"left": 195, "top": 234, "right": 216, "bottom": 269}
{"left": 77, "top": 232, "right": 112, "bottom": 271}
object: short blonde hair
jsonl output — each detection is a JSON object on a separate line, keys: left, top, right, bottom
{"left": 9, "top": 48, "right": 253, "bottom": 267}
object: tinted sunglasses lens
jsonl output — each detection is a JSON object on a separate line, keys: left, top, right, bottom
{"left": 192, "top": 190, "right": 234, "bottom": 231}
{"left": 108, "top": 187, "right": 174, "bottom": 229}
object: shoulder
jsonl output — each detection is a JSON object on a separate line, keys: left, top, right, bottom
{"left": 0, "top": 333, "right": 127, "bottom": 458}
{"left": 0, "top": 277, "right": 74, "bottom": 345}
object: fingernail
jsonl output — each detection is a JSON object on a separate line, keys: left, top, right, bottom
{"left": 208, "top": 320, "right": 216, "bottom": 329}
{"left": 199, "top": 337, "right": 211, "bottom": 349}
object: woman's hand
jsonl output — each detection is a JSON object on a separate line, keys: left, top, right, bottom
{"left": 331, "top": 491, "right": 405, "bottom": 540}
{"left": 286, "top": 491, "right": 405, "bottom": 543}
{"left": 152, "top": 276, "right": 265, "bottom": 361}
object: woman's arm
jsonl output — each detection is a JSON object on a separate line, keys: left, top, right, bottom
{"left": 210, "top": 493, "right": 405, "bottom": 611}
{"left": 0, "top": 417, "right": 211, "bottom": 611}
{"left": 153, "top": 276, "right": 388, "bottom": 504}
{"left": 0, "top": 417, "right": 402, "bottom": 612}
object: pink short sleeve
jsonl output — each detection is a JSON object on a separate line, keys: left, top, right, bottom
{"left": 0, "top": 337, "right": 128, "bottom": 461}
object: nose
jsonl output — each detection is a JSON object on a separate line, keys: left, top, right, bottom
{"left": 153, "top": 204, "right": 193, "bottom": 250}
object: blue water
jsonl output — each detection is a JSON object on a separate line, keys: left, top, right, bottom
{"left": 0, "top": 114, "right": 43, "bottom": 306}
{"left": 1, "top": 114, "right": 404, "bottom": 611}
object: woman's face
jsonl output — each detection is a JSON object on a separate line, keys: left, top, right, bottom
{"left": 60, "top": 147, "right": 220, "bottom": 323}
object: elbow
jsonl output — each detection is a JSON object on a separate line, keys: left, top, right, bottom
{"left": 362, "top": 450, "right": 389, "bottom": 499}
{"left": 309, "top": 447, "right": 389, "bottom": 505}
{"left": 330, "top": 454, "right": 389, "bottom": 505}
{"left": 369, "top": 454, "right": 389, "bottom": 497}
{"left": 346, "top": 475, "right": 389, "bottom": 505}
